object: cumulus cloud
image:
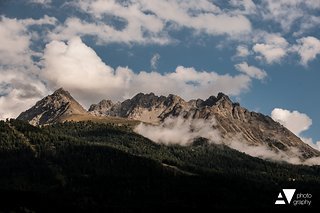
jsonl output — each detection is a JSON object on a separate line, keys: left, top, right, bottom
{"left": 235, "top": 45, "right": 250, "bottom": 57}
{"left": 0, "top": 70, "right": 47, "bottom": 119}
{"left": 253, "top": 33, "right": 288, "bottom": 63}
{"left": 0, "top": 16, "right": 32, "bottom": 66}
{"left": 235, "top": 62, "right": 267, "bottom": 80}
{"left": 271, "top": 108, "right": 319, "bottom": 152}
{"left": 50, "top": 0, "right": 251, "bottom": 44}
{"left": 299, "top": 137, "right": 320, "bottom": 152}
{"left": 292, "top": 36, "right": 320, "bottom": 65}
{"left": 271, "top": 108, "right": 312, "bottom": 136}
{"left": 0, "top": 16, "right": 56, "bottom": 119}
{"left": 42, "top": 37, "right": 253, "bottom": 107}
{"left": 0, "top": 15, "right": 57, "bottom": 66}
{"left": 295, "top": 16, "right": 320, "bottom": 36}
{"left": 229, "top": 0, "right": 257, "bottom": 14}
{"left": 260, "top": 0, "right": 320, "bottom": 32}
{"left": 138, "top": 0, "right": 251, "bottom": 36}
{"left": 150, "top": 53, "right": 160, "bottom": 70}
{"left": 50, "top": 13, "right": 170, "bottom": 45}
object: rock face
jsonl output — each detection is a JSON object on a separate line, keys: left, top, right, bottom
{"left": 90, "top": 92, "right": 320, "bottom": 158}
{"left": 17, "top": 88, "right": 87, "bottom": 125}
{"left": 88, "top": 92, "right": 190, "bottom": 123}
{"left": 88, "top": 99, "right": 116, "bottom": 116}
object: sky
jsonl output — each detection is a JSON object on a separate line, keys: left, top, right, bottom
{"left": 0, "top": 0, "right": 320, "bottom": 148}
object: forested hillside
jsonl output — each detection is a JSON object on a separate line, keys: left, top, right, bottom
{"left": 1, "top": 119, "right": 319, "bottom": 211}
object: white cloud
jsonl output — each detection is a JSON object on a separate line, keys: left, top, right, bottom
{"left": 235, "top": 45, "right": 250, "bottom": 57}
{"left": 292, "top": 36, "right": 320, "bottom": 65}
{"left": 135, "top": 116, "right": 220, "bottom": 146}
{"left": 300, "top": 137, "right": 320, "bottom": 152}
{"left": 253, "top": 33, "right": 288, "bottom": 63}
{"left": 260, "top": 0, "right": 320, "bottom": 32}
{"left": 42, "top": 37, "right": 252, "bottom": 107}
{"left": 50, "top": 0, "right": 170, "bottom": 44}
{"left": 0, "top": 15, "right": 57, "bottom": 66}
{"left": 0, "top": 70, "right": 47, "bottom": 120}
{"left": 235, "top": 62, "right": 267, "bottom": 80}
{"left": 226, "top": 137, "right": 303, "bottom": 165}
{"left": 138, "top": 0, "right": 252, "bottom": 36}
{"left": 51, "top": 0, "right": 252, "bottom": 45}
{"left": 0, "top": 16, "right": 54, "bottom": 119}
{"left": 50, "top": 17, "right": 170, "bottom": 45}
{"left": 229, "top": 0, "right": 256, "bottom": 14}
{"left": 150, "top": 53, "right": 160, "bottom": 70}
{"left": 135, "top": 116, "right": 317, "bottom": 165}
{"left": 271, "top": 108, "right": 319, "bottom": 151}
{"left": 29, "top": 0, "right": 52, "bottom": 5}
{"left": 271, "top": 108, "right": 312, "bottom": 136}
{"left": 0, "top": 16, "right": 32, "bottom": 66}
{"left": 294, "top": 16, "right": 320, "bottom": 37}
{"left": 20, "top": 15, "right": 57, "bottom": 26}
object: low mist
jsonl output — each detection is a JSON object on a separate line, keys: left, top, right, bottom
{"left": 134, "top": 116, "right": 320, "bottom": 165}
{"left": 134, "top": 116, "right": 221, "bottom": 146}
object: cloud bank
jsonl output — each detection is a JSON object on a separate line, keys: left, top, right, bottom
{"left": 134, "top": 116, "right": 320, "bottom": 165}
{"left": 50, "top": 0, "right": 251, "bottom": 45}
{"left": 134, "top": 116, "right": 220, "bottom": 146}
{"left": 42, "top": 37, "right": 253, "bottom": 107}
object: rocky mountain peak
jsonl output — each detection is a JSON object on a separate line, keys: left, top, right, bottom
{"left": 53, "top": 87, "right": 70, "bottom": 96}
{"left": 17, "top": 88, "right": 87, "bottom": 125}
{"left": 215, "top": 92, "right": 233, "bottom": 110}
{"left": 89, "top": 99, "right": 113, "bottom": 110}
{"left": 89, "top": 99, "right": 115, "bottom": 116}
{"left": 202, "top": 96, "right": 217, "bottom": 107}
{"left": 164, "top": 94, "right": 184, "bottom": 106}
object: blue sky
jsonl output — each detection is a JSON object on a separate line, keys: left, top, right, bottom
{"left": 0, "top": 0, "right": 320, "bottom": 148}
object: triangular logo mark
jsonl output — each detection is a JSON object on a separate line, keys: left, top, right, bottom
{"left": 283, "top": 189, "right": 296, "bottom": 204}
{"left": 277, "top": 193, "right": 283, "bottom": 198}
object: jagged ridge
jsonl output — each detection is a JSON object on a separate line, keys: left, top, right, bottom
{"left": 89, "top": 92, "right": 320, "bottom": 159}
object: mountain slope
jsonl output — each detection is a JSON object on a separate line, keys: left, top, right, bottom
{"left": 17, "top": 88, "right": 87, "bottom": 125}
{"left": 90, "top": 92, "right": 320, "bottom": 159}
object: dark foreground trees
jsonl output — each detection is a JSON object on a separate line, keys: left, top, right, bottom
{"left": 0, "top": 120, "right": 319, "bottom": 211}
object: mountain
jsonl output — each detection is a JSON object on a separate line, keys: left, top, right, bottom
{"left": 17, "top": 88, "right": 87, "bottom": 125}
{"left": 18, "top": 88, "right": 320, "bottom": 159}
{"left": 7, "top": 90, "right": 320, "bottom": 210}
{"left": 90, "top": 92, "right": 320, "bottom": 159}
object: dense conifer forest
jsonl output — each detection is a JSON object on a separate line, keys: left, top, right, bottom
{"left": 0, "top": 119, "right": 319, "bottom": 211}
